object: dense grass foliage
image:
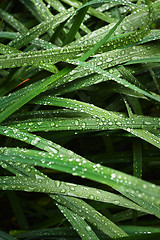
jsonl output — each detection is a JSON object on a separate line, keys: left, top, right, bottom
{"left": 0, "top": 0, "right": 160, "bottom": 239}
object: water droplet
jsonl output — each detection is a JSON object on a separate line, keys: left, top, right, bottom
{"left": 111, "top": 173, "right": 116, "bottom": 179}
{"left": 55, "top": 181, "right": 61, "bottom": 187}
{"left": 86, "top": 226, "right": 92, "bottom": 232}
{"left": 106, "top": 58, "right": 113, "bottom": 62}
{"left": 60, "top": 189, "right": 66, "bottom": 193}
{"left": 75, "top": 120, "right": 79, "bottom": 126}
{"left": 31, "top": 137, "right": 41, "bottom": 145}
{"left": 44, "top": 146, "right": 58, "bottom": 154}
{"left": 89, "top": 195, "right": 94, "bottom": 200}
{"left": 35, "top": 174, "right": 44, "bottom": 180}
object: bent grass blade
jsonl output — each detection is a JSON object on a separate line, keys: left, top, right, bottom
{"left": 0, "top": 144, "right": 160, "bottom": 218}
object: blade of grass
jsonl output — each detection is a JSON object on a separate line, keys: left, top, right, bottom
{"left": 0, "top": 231, "right": 18, "bottom": 240}
{"left": 61, "top": 0, "right": 115, "bottom": 23}
{"left": 52, "top": 195, "right": 128, "bottom": 238}
{"left": 75, "top": 0, "right": 142, "bottom": 11}
{"left": 55, "top": 203, "right": 100, "bottom": 240}
{"left": 66, "top": 59, "right": 160, "bottom": 103}
{"left": 0, "top": 10, "right": 128, "bottom": 123}
{"left": 114, "top": 233, "right": 160, "bottom": 240}
{"left": 1, "top": 146, "right": 160, "bottom": 218}
{"left": 7, "top": 191, "right": 29, "bottom": 230}
{"left": 63, "top": 0, "right": 89, "bottom": 46}
{"left": 0, "top": 175, "right": 147, "bottom": 212}
{"left": 9, "top": 8, "right": 74, "bottom": 49}
{"left": 12, "top": 227, "right": 78, "bottom": 239}
{"left": 0, "top": 7, "right": 27, "bottom": 33}
{"left": 0, "top": 148, "right": 128, "bottom": 238}
{"left": 4, "top": 115, "right": 160, "bottom": 132}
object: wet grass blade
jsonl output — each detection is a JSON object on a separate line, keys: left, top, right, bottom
{"left": 0, "top": 175, "right": 147, "bottom": 212}
{"left": 0, "top": 231, "right": 18, "bottom": 240}
{"left": 4, "top": 115, "right": 160, "bottom": 132}
{"left": 0, "top": 7, "right": 27, "bottom": 33}
{"left": 63, "top": 1, "right": 89, "bottom": 45}
{"left": 0, "top": 11, "right": 127, "bottom": 122}
{"left": 0, "top": 139, "right": 128, "bottom": 238}
{"left": 1, "top": 146, "right": 160, "bottom": 218}
{"left": 9, "top": 8, "right": 74, "bottom": 49}
{"left": 55, "top": 203, "right": 100, "bottom": 240}
{"left": 31, "top": 96, "right": 160, "bottom": 149}
{"left": 0, "top": 1, "right": 160, "bottom": 236}
{"left": 75, "top": 0, "right": 142, "bottom": 11}
{"left": 7, "top": 191, "right": 29, "bottom": 230}
{"left": 19, "top": 0, "right": 54, "bottom": 23}
{"left": 52, "top": 195, "right": 128, "bottom": 238}
{"left": 66, "top": 59, "right": 160, "bottom": 103}
{"left": 60, "top": 0, "right": 115, "bottom": 23}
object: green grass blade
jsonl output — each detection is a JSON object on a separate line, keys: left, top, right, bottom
{"left": 0, "top": 126, "right": 157, "bottom": 217}
{"left": 123, "top": 96, "right": 143, "bottom": 179}
{"left": 114, "top": 233, "right": 160, "bottom": 240}
{"left": 139, "top": 30, "right": 160, "bottom": 44}
{"left": 125, "top": 57, "right": 160, "bottom": 65}
{"left": 0, "top": 231, "right": 18, "bottom": 240}
{"left": 75, "top": 0, "right": 142, "bottom": 11}
{"left": 60, "top": 0, "right": 115, "bottom": 23}
{"left": 45, "top": 0, "right": 66, "bottom": 12}
{"left": 121, "top": 225, "right": 160, "bottom": 235}
{"left": 12, "top": 227, "right": 78, "bottom": 239}
{"left": 1, "top": 146, "right": 160, "bottom": 218}
{"left": 0, "top": 32, "right": 57, "bottom": 50}
{"left": 0, "top": 43, "right": 20, "bottom": 54}
{"left": 0, "top": 0, "right": 160, "bottom": 237}
{"left": 0, "top": 8, "right": 27, "bottom": 33}
{"left": 0, "top": 148, "right": 128, "bottom": 238}
{"left": 31, "top": 96, "right": 160, "bottom": 149}
{"left": 0, "top": 9, "right": 128, "bottom": 122}
{"left": 0, "top": 24, "right": 152, "bottom": 71}
{"left": 19, "top": 0, "right": 54, "bottom": 23}
{"left": 7, "top": 191, "right": 29, "bottom": 230}
{"left": 0, "top": 175, "right": 147, "bottom": 212}
{"left": 55, "top": 203, "right": 100, "bottom": 240}
{"left": 63, "top": 1, "right": 89, "bottom": 45}
{"left": 0, "top": 67, "right": 72, "bottom": 123}
{"left": 31, "top": 96, "right": 160, "bottom": 128}
{"left": 79, "top": 9, "right": 128, "bottom": 62}
{"left": 52, "top": 195, "right": 128, "bottom": 238}
{"left": 4, "top": 115, "right": 160, "bottom": 132}
{"left": 67, "top": 59, "right": 160, "bottom": 103}
{"left": 9, "top": 8, "right": 74, "bottom": 49}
